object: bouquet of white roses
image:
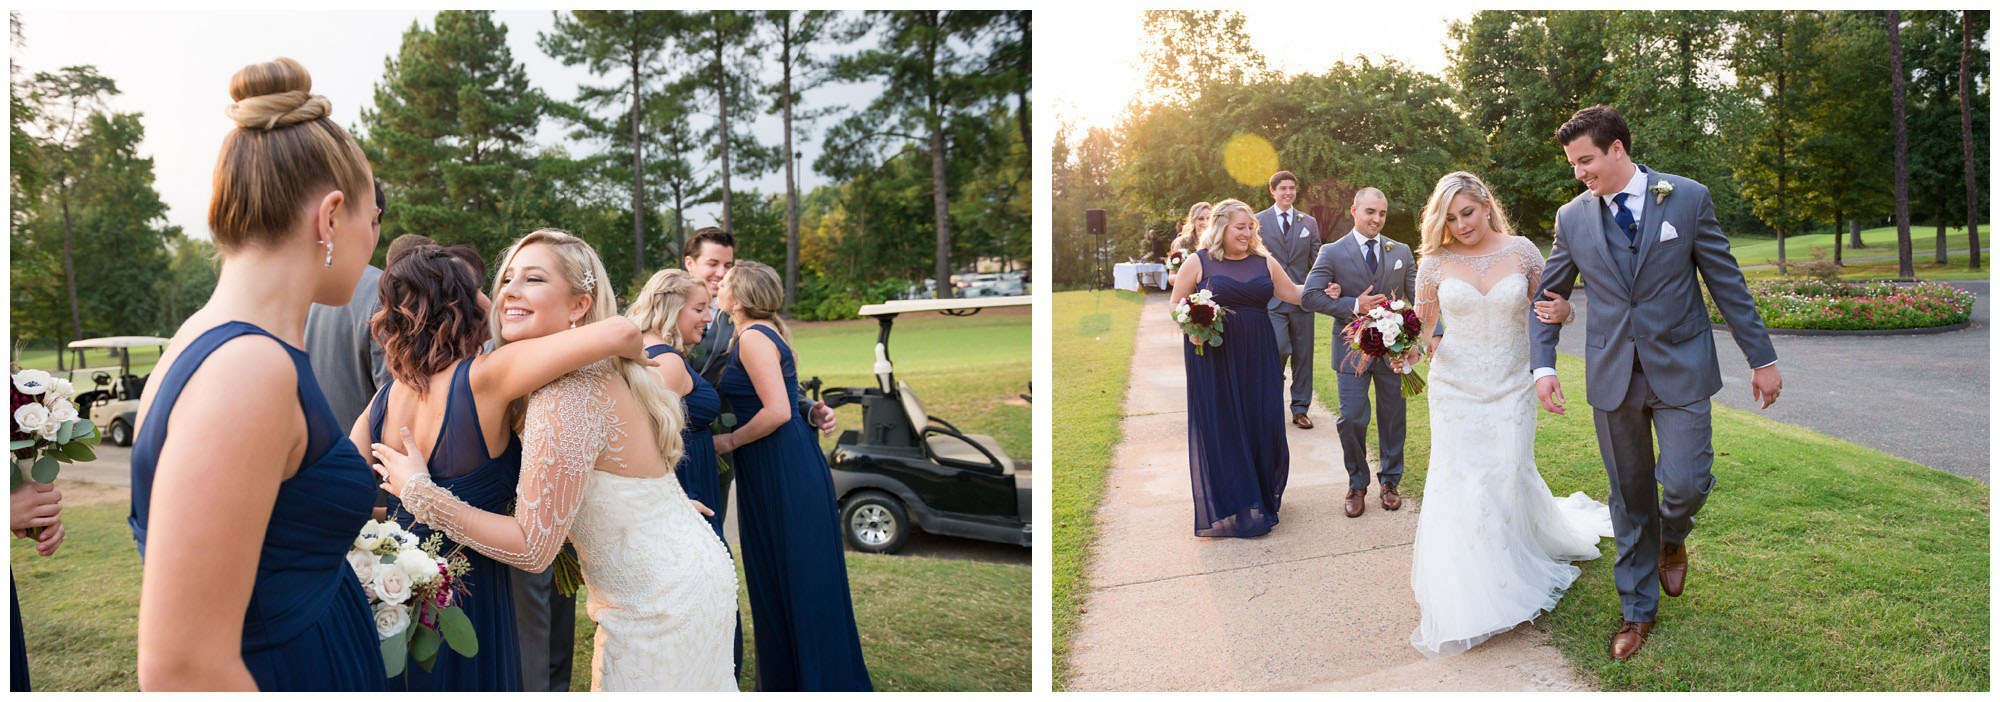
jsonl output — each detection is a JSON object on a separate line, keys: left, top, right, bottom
{"left": 348, "top": 519, "right": 478, "bottom": 676}
{"left": 1173, "top": 289, "right": 1229, "bottom": 356}
{"left": 1341, "top": 299, "right": 1427, "bottom": 397}
{"left": 11, "top": 367, "right": 99, "bottom": 535}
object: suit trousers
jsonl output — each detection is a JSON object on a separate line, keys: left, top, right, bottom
{"left": 509, "top": 551, "right": 578, "bottom": 691}
{"left": 1269, "top": 305, "right": 1315, "bottom": 414}
{"left": 1593, "top": 361, "right": 1715, "bottom": 623}
{"left": 1336, "top": 365, "right": 1405, "bottom": 490}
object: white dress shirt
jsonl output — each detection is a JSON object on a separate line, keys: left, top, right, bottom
{"left": 1349, "top": 229, "right": 1387, "bottom": 314}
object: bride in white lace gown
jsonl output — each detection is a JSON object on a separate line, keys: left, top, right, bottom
{"left": 373, "top": 230, "right": 737, "bottom": 690}
{"left": 1405, "top": 173, "right": 1613, "bottom": 658}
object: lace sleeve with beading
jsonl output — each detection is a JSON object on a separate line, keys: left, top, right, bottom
{"left": 1513, "top": 236, "right": 1546, "bottom": 297}
{"left": 399, "top": 362, "right": 615, "bottom": 571}
{"left": 1414, "top": 251, "right": 1446, "bottom": 326}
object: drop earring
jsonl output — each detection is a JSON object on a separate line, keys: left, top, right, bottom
{"left": 324, "top": 240, "right": 334, "bottom": 268}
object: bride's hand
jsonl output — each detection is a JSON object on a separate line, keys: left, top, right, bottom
{"left": 369, "top": 427, "right": 430, "bottom": 498}
{"left": 689, "top": 500, "right": 714, "bottom": 518}
{"left": 1426, "top": 334, "right": 1441, "bottom": 357}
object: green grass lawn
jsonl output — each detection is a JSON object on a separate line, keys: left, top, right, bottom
{"left": 10, "top": 501, "right": 1029, "bottom": 691}
{"left": 14, "top": 344, "right": 165, "bottom": 379}
{"left": 1311, "top": 330, "right": 1990, "bottom": 690}
{"left": 1730, "top": 224, "right": 1990, "bottom": 278}
{"left": 1740, "top": 254, "right": 1993, "bottom": 282}
{"left": 1049, "top": 289, "right": 1145, "bottom": 691}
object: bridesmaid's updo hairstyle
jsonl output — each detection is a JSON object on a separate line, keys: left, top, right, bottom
{"left": 722, "top": 260, "right": 791, "bottom": 344}
{"left": 1198, "top": 198, "right": 1271, "bottom": 260}
{"left": 372, "top": 244, "right": 489, "bottom": 394}
{"left": 626, "top": 269, "right": 706, "bottom": 350}
{"left": 1417, "top": 171, "right": 1514, "bottom": 257}
{"left": 208, "top": 57, "right": 371, "bottom": 253}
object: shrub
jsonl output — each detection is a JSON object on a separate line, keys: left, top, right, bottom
{"left": 1707, "top": 279, "right": 1976, "bottom": 331}
{"left": 792, "top": 274, "right": 914, "bottom": 321}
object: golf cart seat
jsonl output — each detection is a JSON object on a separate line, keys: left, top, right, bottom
{"left": 897, "top": 381, "right": 1015, "bottom": 476}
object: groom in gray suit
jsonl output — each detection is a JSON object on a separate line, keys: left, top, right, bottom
{"left": 1257, "top": 170, "right": 1321, "bottom": 428}
{"left": 1531, "top": 105, "right": 1782, "bottom": 661}
{"left": 1301, "top": 188, "right": 1414, "bottom": 518}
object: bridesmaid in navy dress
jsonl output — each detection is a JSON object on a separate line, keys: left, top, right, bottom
{"left": 627, "top": 268, "right": 745, "bottom": 679}
{"left": 1168, "top": 199, "right": 1328, "bottom": 538}
{"left": 713, "top": 261, "right": 873, "bottom": 691}
{"left": 355, "top": 244, "right": 653, "bottom": 690}
{"left": 128, "top": 57, "right": 385, "bottom": 690}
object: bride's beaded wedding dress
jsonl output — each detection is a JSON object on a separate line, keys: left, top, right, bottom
{"left": 1408, "top": 236, "right": 1613, "bottom": 657}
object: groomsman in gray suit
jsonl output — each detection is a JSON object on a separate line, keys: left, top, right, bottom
{"left": 1256, "top": 171, "right": 1321, "bottom": 429}
{"left": 1532, "top": 105, "right": 1781, "bottom": 661}
{"left": 1302, "top": 188, "right": 1415, "bottom": 518}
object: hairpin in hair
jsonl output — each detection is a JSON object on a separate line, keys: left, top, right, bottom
{"left": 581, "top": 270, "right": 596, "bottom": 294}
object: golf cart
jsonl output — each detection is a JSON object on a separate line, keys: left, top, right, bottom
{"left": 813, "top": 295, "right": 1031, "bottom": 554}
{"left": 64, "top": 336, "right": 168, "bottom": 447}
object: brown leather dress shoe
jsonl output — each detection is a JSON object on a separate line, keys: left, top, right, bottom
{"left": 1609, "top": 620, "right": 1653, "bottom": 660}
{"left": 1660, "top": 543, "right": 1688, "bottom": 597}
{"left": 1380, "top": 484, "right": 1402, "bottom": 511}
{"left": 1345, "top": 488, "right": 1366, "bottom": 518}
{"left": 1293, "top": 413, "right": 1314, "bottom": 429}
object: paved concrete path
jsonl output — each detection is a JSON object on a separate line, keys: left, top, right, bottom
{"left": 1559, "top": 280, "right": 1989, "bottom": 483}
{"left": 1065, "top": 294, "right": 1592, "bottom": 692}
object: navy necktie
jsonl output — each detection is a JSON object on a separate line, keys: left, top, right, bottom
{"left": 1613, "top": 192, "right": 1638, "bottom": 243}
{"left": 1281, "top": 211, "right": 1292, "bottom": 235}
{"left": 1365, "top": 238, "right": 1378, "bottom": 274}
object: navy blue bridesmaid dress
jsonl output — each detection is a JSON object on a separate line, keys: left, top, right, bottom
{"left": 11, "top": 574, "right": 28, "bottom": 691}
{"left": 1184, "top": 250, "right": 1291, "bottom": 538}
{"left": 717, "top": 325, "right": 872, "bottom": 691}
{"left": 371, "top": 357, "right": 523, "bottom": 690}
{"left": 129, "top": 322, "right": 387, "bottom": 690}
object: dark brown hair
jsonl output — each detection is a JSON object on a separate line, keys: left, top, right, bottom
{"left": 371, "top": 244, "right": 488, "bottom": 394}
{"left": 684, "top": 227, "right": 735, "bottom": 260}
{"left": 386, "top": 233, "right": 437, "bottom": 266}
{"left": 207, "top": 57, "right": 371, "bottom": 252}
{"left": 1268, "top": 170, "right": 1299, "bottom": 191}
{"left": 1554, "top": 105, "right": 1633, "bottom": 155}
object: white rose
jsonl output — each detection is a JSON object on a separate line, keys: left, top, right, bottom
{"left": 396, "top": 550, "right": 439, "bottom": 586}
{"left": 372, "top": 601, "right": 410, "bottom": 640}
{"left": 371, "top": 565, "right": 414, "bottom": 605}
{"left": 13, "top": 403, "right": 51, "bottom": 436}
{"left": 1372, "top": 315, "right": 1404, "bottom": 339}
{"left": 12, "top": 369, "right": 52, "bottom": 396}
{"left": 47, "top": 402, "right": 78, "bottom": 428}
{"left": 1390, "top": 299, "right": 1408, "bottom": 312}
{"left": 346, "top": 550, "right": 378, "bottom": 588}
{"left": 46, "top": 378, "right": 74, "bottom": 401}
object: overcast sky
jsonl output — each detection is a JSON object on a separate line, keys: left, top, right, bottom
{"left": 1046, "top": 9, "right": 1474, "bottom": 132}
{"left": 12, "top": 9, "right": 885, "bottom": 242}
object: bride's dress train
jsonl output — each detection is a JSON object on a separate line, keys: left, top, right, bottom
{"left": 1409, "top": 237, "right": 1613, "bottom": 658}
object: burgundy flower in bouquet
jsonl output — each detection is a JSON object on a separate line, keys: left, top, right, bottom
{"left": 1341, "top": 299, "right": 1427, "bottom": 396}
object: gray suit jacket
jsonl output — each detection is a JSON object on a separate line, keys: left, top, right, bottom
{"left": 1530, "top": 166, "right": 1776, "bottom": 410}
{"left": 1302, "top": 232, "right": 1418, "bottom": 373}
{"left": 1256, "top": 206, "right": 1319, "bottom": 312}
{"left": 304, "top": 265, "right": 391, "bottom": 430}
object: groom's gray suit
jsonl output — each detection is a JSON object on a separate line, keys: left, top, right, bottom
{"left": 1302, "top": 231, "right": 1416, "bottom": 491}
{"left": 1530, "top": 164, "right": 1776, "bottom": 623}
{"left": 1258, "top": 205, "right": 1320, "bottom": 416}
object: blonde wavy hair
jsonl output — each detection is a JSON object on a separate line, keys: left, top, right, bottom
{"left": 1175, "top": 201, "right": 1213, "bottom": 250}
{"left": 490, "top": 228, "right": 684, "bottom": 466}
{"left": 1418, "top": 171, "right": 1515, "bottom": 257}
{"left": 721, "top": 260, "right": 792, "bottom": 348}
{"left": 1199, "top": 199, "right": 1272, "bottom": 260}
{"left": 625, "top": 269, "right": 707, "bottom": 350}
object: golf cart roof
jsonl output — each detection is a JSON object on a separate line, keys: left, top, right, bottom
{"left": 857, "top": 295, "right": 1030, "bottom": 317}
{"left": 68, "top": 336, "right": 171, "bottom": 349}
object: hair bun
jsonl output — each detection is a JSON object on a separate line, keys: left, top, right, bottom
{"left": 225, "top": 57, "right": 331, "bottom": 130}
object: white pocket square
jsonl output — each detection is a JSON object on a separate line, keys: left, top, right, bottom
{"left": 1659, "top": 222, "right": 1679, "bottom": 242}
{"left": 1393, "top": 259, "right": 1404, "bottom": 270}
{"left": 1298, "top": 228, "right": 1311, "bottom": 238}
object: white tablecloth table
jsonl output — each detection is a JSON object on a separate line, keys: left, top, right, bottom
{"left": 1113, "top": 262, "right": 1169, "bottom": 291}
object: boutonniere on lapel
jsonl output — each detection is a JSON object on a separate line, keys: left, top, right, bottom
{"left": 1650, "top": 180, "right": 1674, "bottom": 205}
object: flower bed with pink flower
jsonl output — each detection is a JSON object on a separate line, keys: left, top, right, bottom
{"left": 1706, "top": 279, "right": 1976, "bottom": 331}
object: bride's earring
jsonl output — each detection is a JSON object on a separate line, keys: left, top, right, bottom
{"left": 323, "top": 240, "right": 334, "bottom": 268}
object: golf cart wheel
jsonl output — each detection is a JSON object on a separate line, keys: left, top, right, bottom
{"left": 841, "top": 492, "right": 910, "bottom": 554}
{"left": 109, "top": 419, "right": 133, "bottom": 447}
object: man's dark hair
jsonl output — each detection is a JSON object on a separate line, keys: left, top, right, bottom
{"left": 386, "top": 233, "right": 438, "bottom": 266}
{"left": 373, "top": 178, "right": 384, "bottom": 212}
{"left": 1268, "top": 170, "right": 1299, "bottom": 191}
{"left": 684, "top": 227, "right": 736, "bottom": 260}
{"left": 1555, "top": 105, "right": 1633, "bottom": 155}
{"left": 440, "top": 245, "right": 486, "bottom": 286}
